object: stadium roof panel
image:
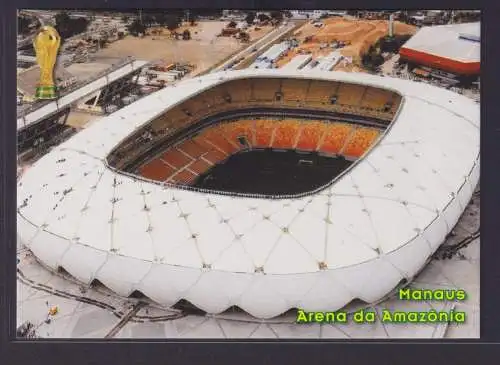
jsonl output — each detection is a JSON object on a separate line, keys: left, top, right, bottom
{"left": 17, "top": 69, "right": 480, "bottom": 318}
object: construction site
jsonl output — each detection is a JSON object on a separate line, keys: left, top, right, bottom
{"left": 274, "top": 17, "right": 417, "bottom": 72}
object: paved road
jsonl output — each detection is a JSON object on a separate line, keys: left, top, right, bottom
{"left": 211, "top": 21, "right": 299, "bottom": 73}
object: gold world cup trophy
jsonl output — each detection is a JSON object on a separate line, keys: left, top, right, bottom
{"left": 33, "top": 26, "right": 61, "bottom": 99}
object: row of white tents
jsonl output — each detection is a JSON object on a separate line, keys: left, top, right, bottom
{"left": 249, "top": 44, "right": 349, "bottom": 72}
{"left": 301, "top": 51, "right": 344, "bottom": 71}
{"left": 250, "top": 41, "right": 292, "bottom": 69}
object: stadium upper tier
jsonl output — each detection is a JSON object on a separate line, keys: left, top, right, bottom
{"left": 17, "top": 69, "right": 480, "bottom": 319}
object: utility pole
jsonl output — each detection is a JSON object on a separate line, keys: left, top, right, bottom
{"left": 139, "top": 9, "right": 143, "bottom": 25}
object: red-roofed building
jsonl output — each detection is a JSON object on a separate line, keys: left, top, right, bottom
{"left": 399, "top": 22, "right": 480, "bottom": 76}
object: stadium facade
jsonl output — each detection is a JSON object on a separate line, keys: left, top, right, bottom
{"left": 17, "top": 69, "right": 480, "bottom": 319}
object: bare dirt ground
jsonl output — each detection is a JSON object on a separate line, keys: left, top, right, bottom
{"left": 278, "top": 18, "right": 416, "bottom": 70}
{"left": 65, "top": 62, "right": 114, "bottom": 80}
{"left": 93, "top": 21, "right": 274, "bottom": 76}
{"left": 66, "top": 111, "right": 100, "bottom": 129}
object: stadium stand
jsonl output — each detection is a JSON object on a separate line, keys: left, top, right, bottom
{"left": 139, "top": 158, "right": 175, "bottom": 182}
{"left": 109, "top": 77, "right": 401, "bottom": 178}
{"left": 295, "top": 120, "right": 328, "bottom": 151}
{"left": 281, "top": 79, "right": 310, "bottom": 102}
{"left": 136, "top": 117, "right": 383, "bottom": 186}
{"left": 336, "top": 83, "right": 365, "bottom": 106}
{"left": 343, "top": 127, "right": 381, "bottom": 158}
{"left": 230, "top": 79, "right": 253, "bottom": 102}
{"left": 198, "top": 127, "right": 240, "bottom": 155}
{"left": 251, "top": 78, "right": 281, "bottom": 101}
{"left": 160, "top": 149, "right": 192, "bottom": 170}
{"left": 176, "top": 139, "right": 206, "bottom": 159}
{"left": 188, "top": 158, "right": 213, "bottom": 175}
{"left": 271, "top": 119, "right": 302, "bottom": 149}
{"left": 360, "top": 87, "right": 394, "bottom": 109}
{"left": 170, "top": 168, "right": 198, "bottom": 184}
{"left": 318, "top": 122, "right": 354, "bottom": 155}
{"left": 254, "top": 119, "right": 277, "bottom": 147}
{"left": 218, "top": 119, "right": 256, "bottom": 148}
{"left": 305, "top": 80, "right": 337, "bottom": 104}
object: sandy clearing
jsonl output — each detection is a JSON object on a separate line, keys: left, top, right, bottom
{"left": 280, "top": 18, "right": 416, "bottom": 68}
{"left": 92, "top": 21, "right": 274, "bottom": 76}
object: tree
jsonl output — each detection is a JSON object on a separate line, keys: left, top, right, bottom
{"left": 362, "top": 44, "right": 385, "bottom": 72}
{"left": 239, "top": 31, "right": 250, "bottom": 42}
{"left": 165, "top": 17, "right": 180, "bottom": 31}
{"left": 228, "top": 21, "right": 237, "bottom": 28}
{"left": 127, "top": 19, "right": 146, "bottom": 36}
{"left": 245, "top": 12, "right": 256, "bottom": 25}
{"left": 54, "top": 12, "right": 89, "bottom": 40}
{"left": 17, "top": 16, "right": 32, "bottom": 35}
{"left": 270, "top": 11, "right": 284, "bottom": 22}
{"left": 121, "top": 15, "right": 129, "bottom": 23}
{"left": 257, "top": 13, "right": 271, "bottom": 22}
{"left": 55, "top": 11, "right": 70, "bottom": 27}
{"left": 143, "top": 14, "right": 155, "bottom": 26}
{"left": 283, "top": 10, "right": 293, "bottom": 18}
{"left": 182, "top": 29, "right": 191, "bottom": 40}
{"left": 153, "top": 13, "right": 165, "bottom": 26}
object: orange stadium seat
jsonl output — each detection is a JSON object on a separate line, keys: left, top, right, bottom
{"left": 192, "top": 133, "right": 217, "bottom": 151}
{"left": 202, "top": 149, "right": 228, "bottom": 165}
{"left": 201, "top": 127, "right": 240, "bottom": 155}
{"left": 139, "top": 158, "right": 175, "bottom": 182}
{"left": 161, "top": 148, "right": 192, "bottom": 169}
{"left": 272, "top": 120, "right": 301, "bottom": 149}
{"left": 295, "top": 120, "right": 328, "bottom": 151}
{"left": 254, "top": 119, "right": 276, "bottom": 148}
{"left": 188, "top": 158, "right": 213, "bottom": 175}
{"left": 319, "top": 123, "right": 354, "bottom": 155}
{"left": 218, "top": 120, "right": 255, "bottom": 148}
{"left": 342, "top": 128, "right": 380, "bottom": 158}
{"left": 169, "top": 168, "right": 198, "bottom": 184}
{"left": 176, "top": 139, "right": 207, "bottom": 159}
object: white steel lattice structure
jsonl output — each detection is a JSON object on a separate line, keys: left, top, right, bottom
{"left": 17, "top": 69, "right": 480, "bottom": 319}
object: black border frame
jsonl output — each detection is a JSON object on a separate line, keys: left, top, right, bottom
{"left": 3, "top": 0, "right": 500, "bottom": 364}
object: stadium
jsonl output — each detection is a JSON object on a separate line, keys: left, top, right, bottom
{"left": 17, "top": 68, "right": 480, "bottom": 320}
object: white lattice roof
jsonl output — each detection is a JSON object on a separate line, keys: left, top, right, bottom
{"left": 17, "top": 69, "right": 480, "bottom": 318}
